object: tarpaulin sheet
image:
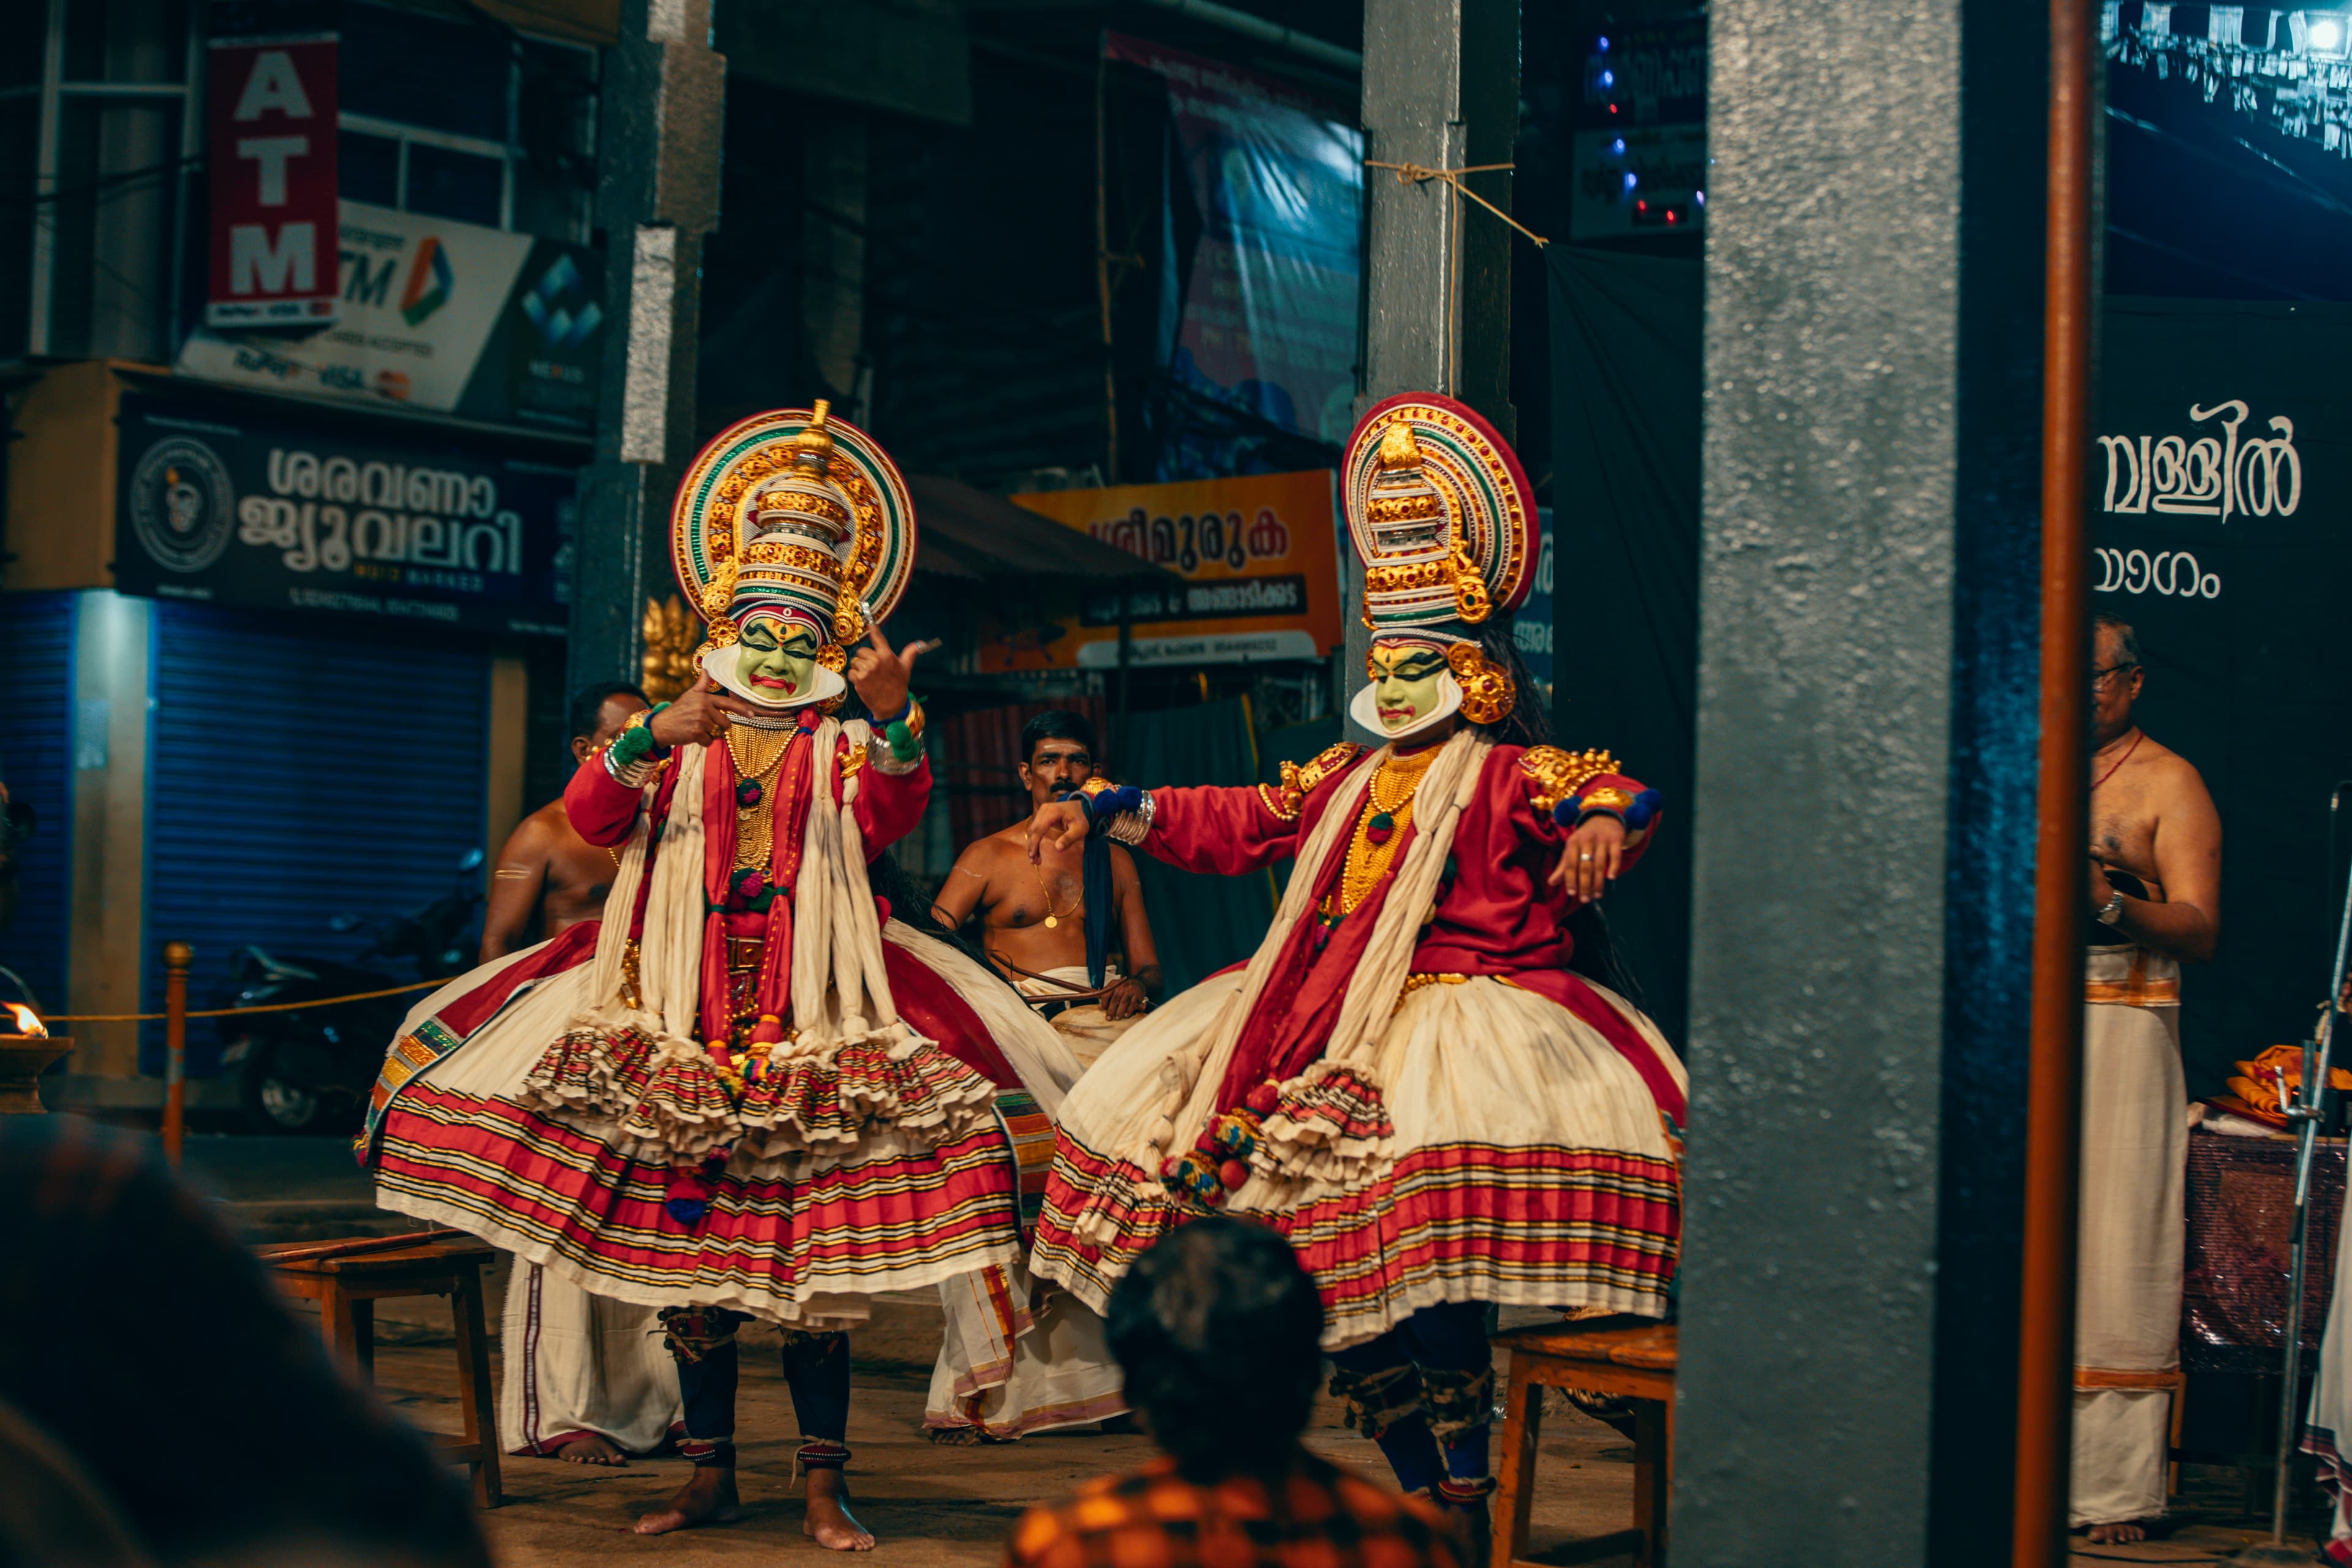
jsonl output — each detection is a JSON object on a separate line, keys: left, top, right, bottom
{"left": 1107, "top": 34, "right": 1361, "bottom": 455}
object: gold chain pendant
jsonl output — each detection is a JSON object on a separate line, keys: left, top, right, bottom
{"left": 1332, "top": 745, "right": 1442, "bottom": 917}
{"left": 726, "top": 726, "right": 795, "bottom": 874}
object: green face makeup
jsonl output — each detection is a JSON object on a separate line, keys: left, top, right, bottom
{"left": 1368, "top": 643, "right": 1449, "bottom": 734}
{"left": 738, "top": 616, "right": 822, "bottom": 703}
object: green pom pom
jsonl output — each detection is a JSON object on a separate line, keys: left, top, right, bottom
{"left": 611, "top": 725, "right": 655, "bottom": 765}
{"left": 886, "top": 719, "right": 919, "bottom": 761}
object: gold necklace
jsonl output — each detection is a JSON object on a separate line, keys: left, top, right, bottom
{"left": 1038, "top": 867, "right": 1082, "bottom": 930}
{"left": 1333, "top": 745, "right": 1440, "bottom": 917}
{"left": 725, "top": 725, "right": 794, "bottom": 874}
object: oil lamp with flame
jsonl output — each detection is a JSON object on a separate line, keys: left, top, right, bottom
{"left": 0, "top": 1001, "right": 66, "bottom": 1114}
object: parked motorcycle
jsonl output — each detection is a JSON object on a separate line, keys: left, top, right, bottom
{"left": 219, "top": 848, "right": 485, "bottom": 1134}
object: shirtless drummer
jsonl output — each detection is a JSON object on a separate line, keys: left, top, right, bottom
{"left": 932, "top": 709, "right": 1161, "bottom": 1066}
{"left": 2073, "top": 610, "right": 2221, "bottom": 1544}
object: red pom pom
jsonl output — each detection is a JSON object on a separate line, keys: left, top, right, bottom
{"left": 750, "top": 1014, "right": 786, "bottom": 1046}
{"left": 1245, "top": 1082, "right": 1281, "bottom": 1116}
{"left": 1218, "top": 1158, "right": 1250, "bottom": 1191}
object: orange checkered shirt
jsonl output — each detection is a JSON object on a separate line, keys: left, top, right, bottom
{"left": 1004, "top": 1451, "right": 1464, "bottom": 1568}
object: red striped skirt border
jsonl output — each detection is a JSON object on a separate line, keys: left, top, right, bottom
{"left": 1030, "top": 1126, "right": 1679, "bottom": 1341}
{"left": 377, "top": 1082, "right": 1023, "bottom": 1313}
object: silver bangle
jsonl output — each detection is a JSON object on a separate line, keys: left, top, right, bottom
{"left": 605, "top": 746, "right": 657, "bottom": 788}
{"left": 867, "top": 733, "right": 923, "bottom": 776}
{"left": 1104, "top": 791, "right": 1155, "bottom": 846}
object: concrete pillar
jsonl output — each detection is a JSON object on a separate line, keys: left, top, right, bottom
{"left": 1673, "top": 3, "right": 2050, "bottom": 1564}
{"left": 1349, "top": 0, "right": 1518, "bottom": 739}
{"left": 66, "top": 591, "right": 150, "bottom": 1081}
{"left": 568, "top": 0, "right": 725, "bottom": 696}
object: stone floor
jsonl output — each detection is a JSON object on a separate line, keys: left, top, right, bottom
{"left": 347, "top": 1278, "right": 1648, "bottom": 1568}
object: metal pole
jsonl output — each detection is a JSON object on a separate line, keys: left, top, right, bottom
{"left": 1094, "top": 47, "right": 1119, "bottom": 485}
{"left": 162, "top": 940, "right": 191, "bottom": 1169}
{"left": 2013, "top": 0, "right": 2095, "bottom": 1561}
{"left": 2228, "top": 846, "right": 2352, "bottom": 1563}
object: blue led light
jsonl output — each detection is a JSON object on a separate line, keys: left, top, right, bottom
{"left": 1597, "top": 36, "right": 1609, "bottom": 50}
{"left": 1600, "top": 69, "right": 1615, "bottom": 86}
{"left": 1623, "top": 172, "right": 1638, "bottom": 192}
{"left": 1611, "top": 138, "right": 1625, "bottom": 154}
{"left": 1695, "top": 190, "right": 1706, "bottom": 206}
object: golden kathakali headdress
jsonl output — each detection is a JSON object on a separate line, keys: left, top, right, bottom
{"left": 1341, "top": 393, "right": 1540, "bottom": 731}
{"left": 670, "top": 401, "right": 916, "bottom": 706}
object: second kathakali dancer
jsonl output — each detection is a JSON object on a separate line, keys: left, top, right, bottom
{"left": 361, "top": 404, "right": 1112, "bottom": 1541}
{"left": 1023, "top": 394, "right": 1687, "bottom": 1544}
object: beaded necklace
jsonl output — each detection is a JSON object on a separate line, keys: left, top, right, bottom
{"left": 725, "top": 724, "right": 796, "bottom": 872}
{"left": 1330, "top": 744, "right": 1441, "bottom": 918}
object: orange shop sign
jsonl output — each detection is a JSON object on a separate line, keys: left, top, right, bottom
{"left": 978, "top": 470, "right": 1343, "bottom": 672}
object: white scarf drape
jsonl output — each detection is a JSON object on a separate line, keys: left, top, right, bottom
{"left": 1130, "top": 728, "right": 1494, "bottom": 1181}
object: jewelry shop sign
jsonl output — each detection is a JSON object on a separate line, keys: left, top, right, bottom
{"left": 112, "top": 395, "right": 574, "bottom": 636}
{"left": 975, "top": 470, "right": 1343, "bottom": 671}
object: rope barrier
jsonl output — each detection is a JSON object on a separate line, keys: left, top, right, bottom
{"left": 1362, "top": 159, "right": 1551, "bottom": 249}
{"left": 32, "top": 974, "right": 456, "bottom": 1025}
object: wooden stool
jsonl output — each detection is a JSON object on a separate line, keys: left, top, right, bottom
{"left": 1491, "top": 1317, "right": 1675, "bottom": 1568}
{"left": 260, "top": 1236, "right": 502, "bottom": 1507}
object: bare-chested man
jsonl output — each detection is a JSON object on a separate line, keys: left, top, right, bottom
{"left": 2073, "top": 611, "right": 2220, "bottom": 1545}
{"left": 932, "top": 709, "right": 1161, "bottom": 1066}
{"left": 480, "top": 685, "right": 650, "bottom": 962}
{"left": 484, "top": 683, "right": 685, "bottom": 1469}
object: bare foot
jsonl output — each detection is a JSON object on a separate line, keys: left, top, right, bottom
{"left": 2086, "top": 1520, "right": 2149, "bottom": 1545}
{"left": 803, "top": 1469, "right": 875, "bottom": 1551}
{"left": 927, "top": 1425, "right": 982, "bottom": 1445}
{"left": 550, "top": 1431, "right": 627, "bottom": 1466}
{"left": 634, "top": 1467, "right": 742, "bottom": 1535}
{"left": 1448, "top": 1501, "right": 1492, "bottom": 1568}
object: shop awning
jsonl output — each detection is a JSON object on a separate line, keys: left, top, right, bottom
{"left": 905, "top": 475, "right": 1175, "bottom": 584}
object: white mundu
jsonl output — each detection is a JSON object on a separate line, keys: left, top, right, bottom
{"left": 2070, "top": 943, "right": 2188, "bottom": 1530}
{"left": 501, "top": 1261, "right": 682, "bottom": 1458}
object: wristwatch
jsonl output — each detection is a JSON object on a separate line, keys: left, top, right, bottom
{"left": 2096, "top": 888, "right": 2127, "bottom": 926}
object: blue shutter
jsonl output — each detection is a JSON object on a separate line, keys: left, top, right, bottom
{"left": 0, "top": 592, "right": 76, "bottom": 1014}
{"left": 143, "top": 603, "right": 491, "bottom": 1073}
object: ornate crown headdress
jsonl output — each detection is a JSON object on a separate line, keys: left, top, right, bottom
{"left": 671, "top": 401, "right": 917, "bottom": 666}
{"left": 1341, "top": 393, "right": 1539, "bottom": 642}
{"left": 1341, "top": 394, "right": 1540, "bottom": 727}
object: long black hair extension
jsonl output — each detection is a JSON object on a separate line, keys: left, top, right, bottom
{"left": 1462, "top": 620, "right": 1647, "bottom": 1008}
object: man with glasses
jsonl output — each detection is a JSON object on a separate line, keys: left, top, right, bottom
{"left": 2073, "top": 611, "right": 2221, "bottom": 1545}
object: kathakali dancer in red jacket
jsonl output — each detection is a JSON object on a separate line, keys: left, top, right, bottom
{"left": 360, "top": 404, "right": 1110, "bottom": 1542}
{"left": 1023, "top": 393, "right": 1687, "bottom": 1544}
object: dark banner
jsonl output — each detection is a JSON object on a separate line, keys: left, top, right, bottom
{"left": 2097, "top": 300, "right": 2352, "bottom": 1094}
{"left": 113, "top": 394, "right": 575, "bottom": 636}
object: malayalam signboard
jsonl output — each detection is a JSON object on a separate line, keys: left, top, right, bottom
{"left": 2088, "top": 299, "right": 2352, "bottom": 1094}
{"left": 177, "top": 200, "right": 605, "bottom": 431}
{"left": 976, "top": 470, "right": 1343, "bottom": 672}
{"left": 205, "top": 3, "right": 339, "bottom": 326}
{"left": 113, "top": 394, "right": 575, "bottom": 635}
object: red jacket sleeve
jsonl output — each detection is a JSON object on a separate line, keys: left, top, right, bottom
{"left": 562, "top": 750, "right": 647, "bottom": 846}
{"left": 848, "top": 741, "right": 930, "bottom": 858}
{"left": 1140, "top": 741, "right": 1368, "bottom": 878}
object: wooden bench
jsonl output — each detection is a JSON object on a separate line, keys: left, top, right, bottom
{"left": 1491, "top": 1317, "right": 1675, "bottom": 1568}
{"left": 259, "top": 1235, "right": 502, "bottom": 1507}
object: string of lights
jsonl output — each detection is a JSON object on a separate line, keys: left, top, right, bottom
{"left": 2108, "top": 2, "right": 2352, "bottom": 155}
